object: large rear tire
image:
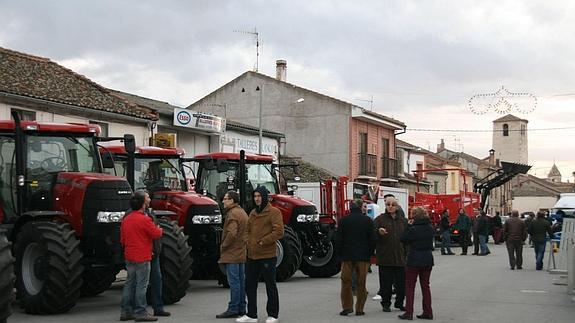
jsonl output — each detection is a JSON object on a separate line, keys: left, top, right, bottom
{"left": 14, "top": 221, "right": 83, "bottom": 314}
{"left": 158, "top": 219, "right": 193, "bottom": 304}
{"left": 275, "top": 226, "right": 302, "bottom": 282}
{"left": 0, "top": 232, "right": 14, "bottom": 323}
{"left": 80, "top": 267, "right": 119, "bottom": 296}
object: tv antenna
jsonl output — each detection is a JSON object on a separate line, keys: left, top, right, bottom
{"left": 353, "top": 95, "right": 374, "bottom": 110}
{"left": 234, "top": 27, "right": 260, "bottom": 72}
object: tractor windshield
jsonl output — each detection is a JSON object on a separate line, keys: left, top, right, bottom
{"left": 133, "top": 158, "right": 185, "bottom": 192}
{"left": 198, "top": 162, "right": 278, "bottom": 205}
{"left": 26, "top": 135, "right": 99, "bottom": 174}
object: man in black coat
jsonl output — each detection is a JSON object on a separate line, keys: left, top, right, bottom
{"left": 335, "top": 199, "right": 376, "bottom": 316}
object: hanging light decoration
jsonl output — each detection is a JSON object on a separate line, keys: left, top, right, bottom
{"left": 468, "top": 86, "right": 537, "bottom": 115}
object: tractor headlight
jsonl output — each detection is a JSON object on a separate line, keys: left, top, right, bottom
{"left": 192, "top": 215, "right": 222, "bottom": 224}
{"left": 297, "top": 213, "right": 319, "bottom": 222}
{"left": 97, "top": 211, "right": 125, "bottom": 223}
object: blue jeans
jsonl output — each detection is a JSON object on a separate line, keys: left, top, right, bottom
{"left": 441, "top": 230, "right": 453, "bottom": 254}
{"left": 121, "top": 261, "right": 151, "bottom": 316}
{"left": 226, "top": 263, "right": 246, "bottom": 314}
{"left": 533, "top": 242, "right": 546, "bottom": 270}
{"left": 149, "top": 256, "right": 164, "bottom": 312}
{"left": 246, "top": 257, "right": 279, "bottom": 319}
{"left": 478, "top": 235, "right": 490, "bottom": 254}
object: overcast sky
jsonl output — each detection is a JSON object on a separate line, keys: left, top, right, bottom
{"left": 1, "top": 0, "right": 574, "bottom": 181}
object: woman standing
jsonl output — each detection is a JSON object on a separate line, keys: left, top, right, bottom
{"left": 398, "top": 207, "right": 434, "bottom": 320}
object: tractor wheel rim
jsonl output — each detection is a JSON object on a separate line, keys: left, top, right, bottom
{"left": 304, "top": 241, "right": 334, "bottom": 267}
{"left": 22, "top": 242, "right": 43, "bottom": 295}
{"left": 275, "top": 241, "right": 284, "bottom": 267}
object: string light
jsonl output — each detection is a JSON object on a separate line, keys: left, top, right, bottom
{"left": 468, "top": 86, "right": 537, "bottom": 115}
{"left": 406, "top": 126, "right": 575, "bottom": 132}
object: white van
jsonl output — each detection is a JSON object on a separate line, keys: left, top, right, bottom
{"left": 551, "top": 193, "right": 575, "bottom": 218}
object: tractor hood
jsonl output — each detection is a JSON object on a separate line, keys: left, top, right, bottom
{"left": 271, "top": 194, "right": 315, "bottom": 207}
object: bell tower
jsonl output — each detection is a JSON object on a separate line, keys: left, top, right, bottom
{"left": 492, "top": 114, "right": 528, "bottom": 164}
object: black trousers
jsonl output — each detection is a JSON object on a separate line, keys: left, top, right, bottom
{"left": 473, "top": 232, "right": 480, "bottom": 254}
{"left": 378, "top": 266, "right": 405, "bottom": 308}
{"left": 459, "top": 231, "right": 470, "bottom": 254}
{"left": 245, "top": 257, "right": 279, "bottom": 318}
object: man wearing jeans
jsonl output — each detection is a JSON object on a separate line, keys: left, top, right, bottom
{"left": 528, "top": 211, "right": 553, "bottom": 270}
{"left": 477, "top": 210, "right": 491, "bottom": 256}
{"left": 217, "top": 191, "right": 248, "bottom": 318}
{"left": 237, "top": 186, "right": 284, "bottom": 323}
{"left": 120, "top": 191, "right": 163, "bottom": 322}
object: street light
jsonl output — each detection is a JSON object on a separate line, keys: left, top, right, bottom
{"left": 256, "top": 85, "right": 263, "bottom": 154}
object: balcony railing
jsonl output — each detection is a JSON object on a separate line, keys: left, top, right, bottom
{"left": 358, "top": 153, "right": 377, "bottom": 177}
{"left": 381, "top": 156, "right": 398, "bottom": 178}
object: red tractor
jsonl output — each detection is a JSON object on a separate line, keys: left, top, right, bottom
{"left": 190, "top": 151, "right": 341, "bottom": 281}
{"left": 100, "top": 145, "right": 225, "bottom": 286}
{"left": 0, "top": 112, "right": 136, "bottom": 314}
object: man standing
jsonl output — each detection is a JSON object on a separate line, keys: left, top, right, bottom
{"left": 502, "top": 210, "right": 527, "bottom": 270}
{"left": 492, "top": 212, "right": 503, "bottom": 244}
{"left": 237, "top": 186, "right": 284, "bottom": 323}
{"left": 454, "top": 208, "right": 471, "bottom": 255}
{"left": 477, "top": 211, "right": 491, "bottom": 256}
{"left": 374, "top": 197, "right": 407, "bottom": 313}
{"left": 335, "top": 199, "right": 376, "bottom": 316}
{"left": 144, "top": 192, "right": 171, "bottom": 318}
{"left": 528, "top": 211, "right": 554, "bottom": 270}
{"left": 217, "top": 191, "right": 249, "bottom": 318}
{"left": 471, "top": 209, "right": 481, "bottom": 255}
{"left": 440, "top": 209, "right": 454, "bottom": 255}
{"left": 120, "top": 191, "right": 163, "bottom": 322}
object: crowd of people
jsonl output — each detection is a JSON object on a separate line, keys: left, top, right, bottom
{"left": 118, "top": 188, "right": 555, "bottom": 322}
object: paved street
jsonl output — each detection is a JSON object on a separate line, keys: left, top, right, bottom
{"left": 9, "top": 243, "right": 575, "bottom": 323}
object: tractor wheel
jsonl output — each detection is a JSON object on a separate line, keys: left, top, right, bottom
{"left": 14, "top": 221, "right": 83, "bottom": 314}
{"left": 158, "top": 219, "right": 193, "bottom": 304}
{"left": 0, "top": 232, "right": 15, "bottom": 323}
{"left": 275, "top": 226, "right": 302, "bottom": 282}
{"left": 80, "top": 267, "right": 119, "bottom": 296}
{"left": 300, "top": 239, "right": 341, "bottom": 278}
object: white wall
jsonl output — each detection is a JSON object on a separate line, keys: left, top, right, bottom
{"left": 512, "top": 196, "right": 558, "bottom": 213}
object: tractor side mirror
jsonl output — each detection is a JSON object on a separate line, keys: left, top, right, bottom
{"left": 216, "top": 159, "right": 229, "bottom": 172}
{"left": 101, "top": 151, "right": 115, "bottom": 169}
{"left": 123, "top": 134, "right": 136, "bottom": 154}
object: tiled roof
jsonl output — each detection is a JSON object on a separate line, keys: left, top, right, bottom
{"left": 280, "top": 155, "right": 335, "bottom": 182}
{"left": 0, "top": 47, "right": 158, "bottom": 120}
{"left": 492, "top": 114, "right": 528, "bottom": 123}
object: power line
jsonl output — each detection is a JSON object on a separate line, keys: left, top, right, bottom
{"left": 406, "top": 126, "right": 575, "bottom": 132}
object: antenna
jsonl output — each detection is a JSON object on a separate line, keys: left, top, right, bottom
{"left": 234, "top": 27, "right": 260, "bottom": 72}
{"left": 353, "top": 95, "right": 374, "bottom": 110}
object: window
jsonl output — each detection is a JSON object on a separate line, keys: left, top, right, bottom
{"left": 11, "top": 108, "right": 36, "bottom": 121}
{"left": 433, "top": 181, "right": 439, "bottom": 194}
{"left": 90, "top": 120, "right": 109, "bottom": 137}
{"left": 521, "top": 124, "right": 526, "bottom": 136}
{"left": 382, "top": 138, "right": 389, "bottom": 157}
{"left": 359, "top": 132, "right": 367, "bottom": 154}
{"left": 503, "top": 124, "right": 509, "bottom": 136}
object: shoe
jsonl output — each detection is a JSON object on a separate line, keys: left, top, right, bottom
{"left": 477, "top": 253, "right": 487, "bottom": 256}
{"left": 154, "top": 310, "right": 171, "bottom": 317}
{"left": 266, "top": 317, "right": 279, "bottom": 323}
{"left": 236, "top": 315, "right": 258, "bottom": 323}
{"left": 217, "top": 311, "right": 240, "bottom": 318}
{"left": 134, "top": 313, "right": 158, "bottom": 322}
{"left": 447, "top": 252, "right": 455, "bottom": 255}
{"left": 120, "top": 313, "right": 135, "bottom": 321}
{"left": 486, "top": 251, "right": 491, "bottom": 255}
{"left": 339, "top": 309, "right": 353, "bottom": 316}
{"left": 372, "top": 294, "right": 382, "bottom": 301}
{"left": 517, "top": 266, "right": 522, "bottom": 270}
{"left": 398, "top": 313, "right": 413, "bottom": 320}
{"left": 510, "top": 267, "right": 515, "bottom": 270}
{"left": 395, "top": 305, "right": 406, "bottom": 311}
{"left": 471, "top": 252, "right": 478, "bottom": 255}
{"left": 441, "top": 252, "right": 447, "bottom": 255}
{"left": 382, "top": 306, "right": 391, "bottom": 312}
{"left": 356, "top": 311, "right": 365, "bottom": 316}
{"left": 416, "top": 313, "right": 434, "bottom": 320}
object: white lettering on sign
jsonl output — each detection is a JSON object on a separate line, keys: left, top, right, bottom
{"left": 220, "top": 130, "right": 278, "bottom": 158}
{"left": 173, "top": 108, "right": 225, "bottom": 133}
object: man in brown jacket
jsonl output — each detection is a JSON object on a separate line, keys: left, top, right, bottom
{"left": 502, "top": 210, "right": 528, "bottom": 270}
{"left": 374, "top": 197, "right": 407, "bottom": 313}
{"left": 236, "top": 186, "right": 284, "bottom": 323}
{"left": 217, "top": 191, "right": 248, "bottom": 319}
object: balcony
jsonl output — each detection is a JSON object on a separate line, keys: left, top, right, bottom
{"left": 381, "top": 156, "right": 398, "bottom": 178}
{"left": 358, "top": 153, "right": 377, "bottom": 177}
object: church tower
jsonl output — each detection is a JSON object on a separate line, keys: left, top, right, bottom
{"left": 547, "top": 163, "right": 562, "bottom": 183}
{"left": 492, "top": 114, "right": 528, "bottom": 164}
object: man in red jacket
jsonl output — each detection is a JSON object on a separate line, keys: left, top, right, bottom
{"left": 120, "top": 191, "right": 163, "bottom": 322}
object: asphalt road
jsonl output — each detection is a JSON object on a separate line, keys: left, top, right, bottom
{"left": 9, "top": 243, "right": 575, "bottom": 322}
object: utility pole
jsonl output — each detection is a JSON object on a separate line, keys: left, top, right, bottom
{"left": 234, "top": 28, "right": 260, "bottom": 72}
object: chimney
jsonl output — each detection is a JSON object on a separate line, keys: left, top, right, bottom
{"left": 489, "top": 149, "right": 495, "bottom": 165}
{"left": 436, "top": 139, "right": 445, "bottom": 153}
{"left": 276, "top": 59, "right": 287, "bottom": 81}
